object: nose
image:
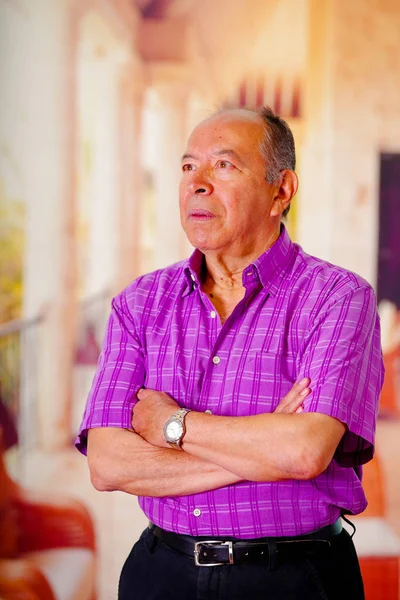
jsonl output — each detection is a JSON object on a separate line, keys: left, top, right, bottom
{"left": 188, "top": 171, "right": 214, "bottom": 196}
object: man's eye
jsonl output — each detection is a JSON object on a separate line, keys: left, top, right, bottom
{"left": 182, "top": 164, "right": 195, "bottom": 172}
{"left": 218, "top": 160, "right": 234, "bottom": 169}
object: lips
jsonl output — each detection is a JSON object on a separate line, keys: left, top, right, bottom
{"left": 188, "top": 208, "right": 216, "bottom": 220}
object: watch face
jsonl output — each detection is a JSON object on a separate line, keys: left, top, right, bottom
{"left": 166, "top": 420, "right": 183, "bottom": 442}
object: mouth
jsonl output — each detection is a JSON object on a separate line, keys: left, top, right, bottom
{"left": 188, "top": 209, "right": 216, "bottom": 221}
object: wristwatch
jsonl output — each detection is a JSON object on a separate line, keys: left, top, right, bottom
{"left": 163, "top": 408, "right": 191, "bottom": 449}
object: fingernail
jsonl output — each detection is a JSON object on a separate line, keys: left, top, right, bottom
{"left": 300, "top": 388, "right": 309, "bottom": 396}
{"left": 299, "top": 378, "right": 309, "bottom": 386}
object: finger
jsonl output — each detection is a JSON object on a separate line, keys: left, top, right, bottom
{"left": 275, "top": 379, "right": 310, "bottom": 411}
{"left": 294, "top": 377, "right": 310, "bottom": 393}
{"left": 137, "top": 388, "right": 152, "bottom": 400}
{"left": 287, "top": 387, "right": 310, "bottom": 410}
{"left": 284, "top": 378, "right": 309, "bottom": 403}
{"left": 275, "top": 387, "right": 310, "bottom": 414}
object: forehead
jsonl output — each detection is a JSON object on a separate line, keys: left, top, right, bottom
{"left": 185, "top": 112, "right": 265, "bottom": 155}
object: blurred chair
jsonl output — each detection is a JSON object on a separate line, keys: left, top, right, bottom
{"left": 0, "top": 401, "right": 96, "bottom": 600}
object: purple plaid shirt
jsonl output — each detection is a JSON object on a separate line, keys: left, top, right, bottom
{"left": 76, "top": 226, "right": 384, "bottom": 538}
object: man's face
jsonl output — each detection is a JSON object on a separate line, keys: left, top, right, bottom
{"left": 179, "top": 111, "right": 280, "bottom": 257}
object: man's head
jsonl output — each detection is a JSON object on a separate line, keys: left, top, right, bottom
{"left": 179, "top": 107, "right": 298, "bottom": 258}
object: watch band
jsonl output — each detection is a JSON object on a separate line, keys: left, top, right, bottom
{"left": 164, "top": 408, "right": 191, "bottom": 449}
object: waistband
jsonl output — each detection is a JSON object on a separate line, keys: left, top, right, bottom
{"left": 149, "top": 519, "right": 343, "bottom": 567}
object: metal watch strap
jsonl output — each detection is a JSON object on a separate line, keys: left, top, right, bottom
{"left": 165, "top": 408, "right": 191, "bottom": 448}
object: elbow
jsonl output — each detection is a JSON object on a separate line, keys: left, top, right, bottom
{"left": 249, "top": 448, "right": 328, "bottom": 482}
{"left": 88, "top": 456, "right": 117, "bottom": 492}
{"left": 90, "top": 471, "right": 114, "bottom": 492}
{"left": 291, "top": 449, "right": 329, "bottom": 480}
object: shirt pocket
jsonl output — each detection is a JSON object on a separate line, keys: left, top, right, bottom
{"left": 224, "top": 349, "right": 298, "bottom": 416}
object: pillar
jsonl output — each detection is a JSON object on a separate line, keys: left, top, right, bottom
{"left": 150, "top": 70, "right": 190, "bottom": 270}
{"left": 0, "top": 0, "right": 80, "bottom": 452}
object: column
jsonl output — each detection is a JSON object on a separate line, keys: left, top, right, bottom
{"left": 0, "top": 0, "right": 79, "bottom": 451}
{"left": 117, "top": 70, "right": 145, "bottom": 289}
{"left": 297, "top": 0, "right": 335, "bottom": 262}
{"left": 151, "top": 75, "right": 190, "bottom": 270}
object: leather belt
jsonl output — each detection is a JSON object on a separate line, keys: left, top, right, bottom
{"left": 149, "top": 519, "right": 342, "bottom": 567}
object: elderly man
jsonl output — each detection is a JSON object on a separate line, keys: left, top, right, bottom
{"left": 76, "top": 107, "right": 384, "bottom": 600}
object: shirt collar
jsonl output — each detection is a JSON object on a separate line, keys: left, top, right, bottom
{"left": 182, "top": 248, "right": 204, "bottom": 297}
{"left": 247, "top": 224, "right": 297, "bottom": 296}
{"left": 182, "top": 224, "right": 296, "bottom": 298}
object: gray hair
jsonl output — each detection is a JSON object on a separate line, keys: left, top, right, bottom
{"left": 257, "top": 106, "right": 296, "bottom": 218}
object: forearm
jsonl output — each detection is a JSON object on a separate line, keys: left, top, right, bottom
{"left": 182, "top": 411, "right": 344, "bottom": 482}
{"left": 87, "top": 427, "right": 242, "bottom": 497}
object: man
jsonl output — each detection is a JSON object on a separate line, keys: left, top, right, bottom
{"left": 76, "top": 107, "right": 384, "bottom": 600}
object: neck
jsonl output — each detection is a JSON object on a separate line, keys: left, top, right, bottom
{"left": 203, "top": 227, "right": 281, "bottom": 289}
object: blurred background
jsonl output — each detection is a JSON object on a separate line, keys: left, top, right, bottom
{"left": 0, "top": 0, "right": 400, "bottom": 598}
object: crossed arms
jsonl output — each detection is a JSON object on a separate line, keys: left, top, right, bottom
{"left": 86, "top": 284, "right": 381, "bottom": 499}
{"left": 87, "top": 380, "right": 345, "bottom": 498}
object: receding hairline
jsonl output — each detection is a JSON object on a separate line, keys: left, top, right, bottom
{"left": 193, "top": 107, "right": 265, "bottom": 132}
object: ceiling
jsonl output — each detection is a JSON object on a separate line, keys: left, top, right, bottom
{"left": 132, "top": 0, "right": 309, "bottom": 107}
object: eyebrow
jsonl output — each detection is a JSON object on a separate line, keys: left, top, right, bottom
{"left": 211, "top": 149, "right": 243, "bottom": 162}
{"left": 181, "top": 153, "right": 197, "bottom": 163}
{"left": 181, "top": 149, "right": 244, "bottom": 164}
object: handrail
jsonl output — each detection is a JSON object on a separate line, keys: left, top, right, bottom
{"left": 0, "top": 315, "right": 43, "bottom": 337}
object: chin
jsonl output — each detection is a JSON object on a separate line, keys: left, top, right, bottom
{"left": 192, "top": 240, "right": 223, "bottom": 254}
{"left": 183, "top": 223, "right": 226, "bottom": 254}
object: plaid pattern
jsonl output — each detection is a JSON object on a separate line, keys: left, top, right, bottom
{"left": 76, "top": 226, "right": 384, "bottom": 537}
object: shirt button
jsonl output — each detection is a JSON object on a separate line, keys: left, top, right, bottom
{"left": 212, "top": 356, "right": 221, "bottom": 365}
{"left": 193, "top": 508, "right": 202, "bottom": 517}
{"left": 205, "top": 409, "right": 213, "bottom": 415}
{"left": 210, "top": 310, "right": 216, "bottom": 319}
{"left": 190, "top": 273, "right": 196, "bottom": 281}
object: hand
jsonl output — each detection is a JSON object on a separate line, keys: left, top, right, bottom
{"left": 132, "top": 388, "right": 179, "bottom": 447}
{"left": 273, "top": 378, "right": 311, "bottom": 414}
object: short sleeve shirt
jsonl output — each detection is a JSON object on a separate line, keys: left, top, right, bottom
{"left": 76, "top": 226, "right": 384, "bottom": 538}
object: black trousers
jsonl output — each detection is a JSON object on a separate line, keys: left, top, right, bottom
{"left": 118, "top": 526, "right": 365, "bottom": 600}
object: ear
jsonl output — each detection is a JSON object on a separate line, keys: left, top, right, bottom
{"left": 270, "top": 170, "right": 298, "bottom": 217}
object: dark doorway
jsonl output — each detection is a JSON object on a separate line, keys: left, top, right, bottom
{"left": 377, "top": 154, "right": 400, "bottom": 309}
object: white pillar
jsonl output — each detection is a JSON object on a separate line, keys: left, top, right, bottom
{"left": 297, "top": 0, "right": 335, "bottom": 262}
{"left": 0, "top": 0, "right": 79, "bottom": 451}
{"left": 85, "top": 54, "right": 120, "bottom": 297}
{"left": 117, "top": 73, "right": 145, "bottom": 289}
{"left": 151, "top": 78, "right": 189, "bottom": 269}
{"left": 77, "top": 16, "right": 142, "bottom": 296}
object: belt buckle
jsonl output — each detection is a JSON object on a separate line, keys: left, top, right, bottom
{"left": 194, "top": 540, "right": 234, "bottom": 567}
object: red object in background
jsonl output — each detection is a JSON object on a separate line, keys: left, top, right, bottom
{"left": 360, "top": 557, "right": 399, "bottom": 600}
{"left": 0, "top": 392, "right": 18, "bottom": 450}
{"left": 75, "top": 324, "right": 101, "bottom": 366}
{"left": 379, "top": 345, "right": 400, "bottom": 418}
{"left": 0, "top": 430, "right": 96, "bottom": 599}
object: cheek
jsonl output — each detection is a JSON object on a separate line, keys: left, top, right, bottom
{"left": 222, "top": 196, "right": 243, "bottom": 223}
{"left": 178, "top": 185, "right": 187, "bottom": 213}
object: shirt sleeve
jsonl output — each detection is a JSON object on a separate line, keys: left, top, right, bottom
{"left": 298, "top": 284, "right": 384, "bottom": 467}
{"left": 75, "top": 292, "right": 145, "bottom": 455}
